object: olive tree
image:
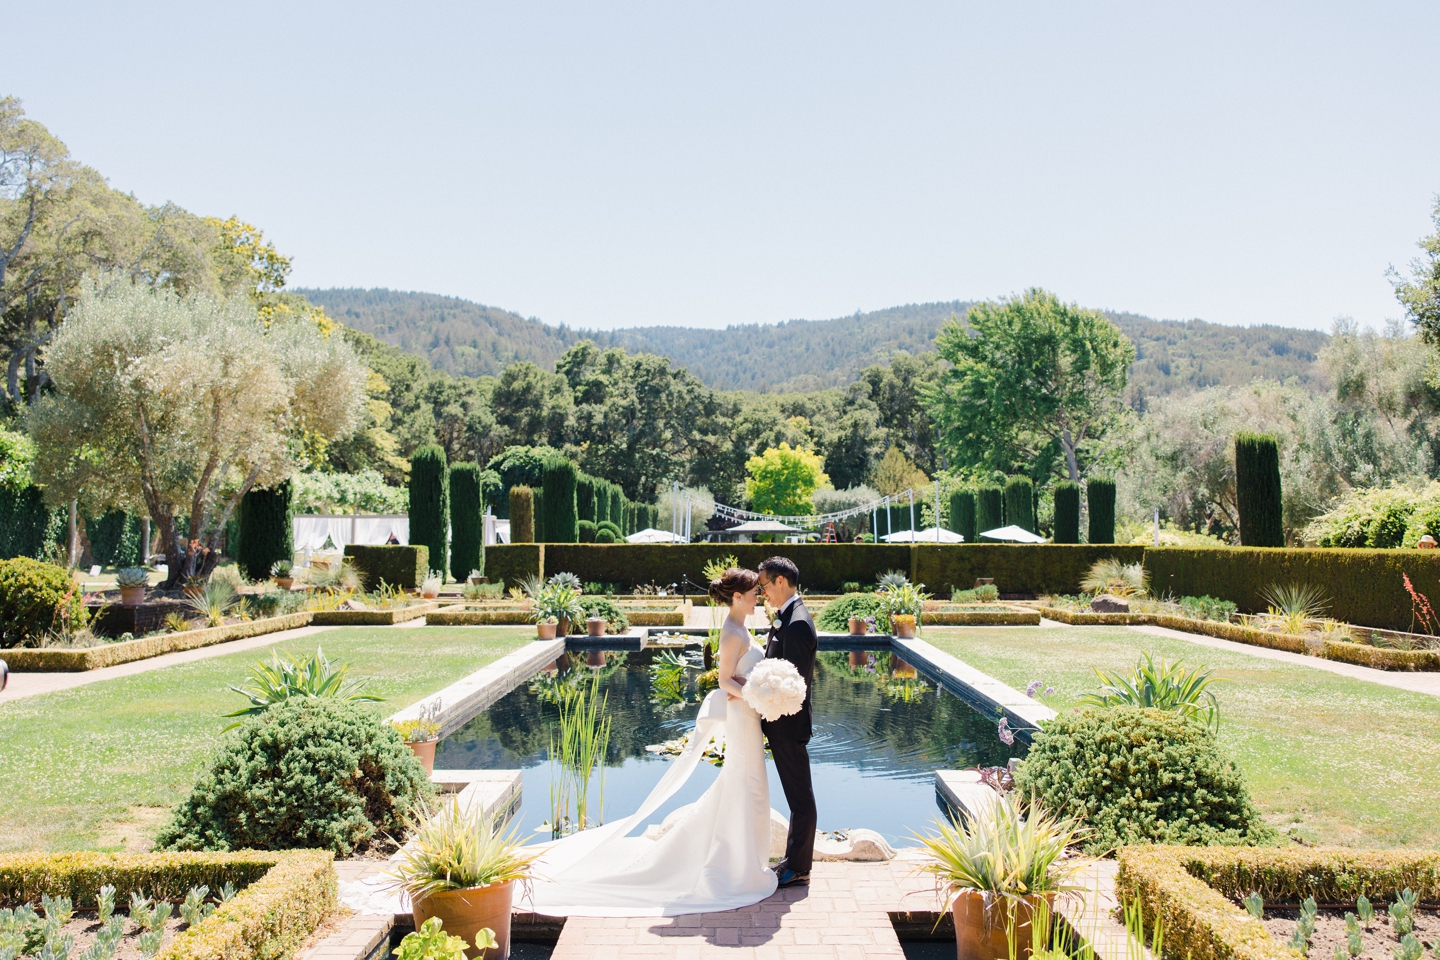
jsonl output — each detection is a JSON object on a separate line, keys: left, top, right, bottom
{"left": 27, "top": 278, "right": 366, "bottom": 586}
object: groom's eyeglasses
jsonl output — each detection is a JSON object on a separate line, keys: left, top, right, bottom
{"left": 756, "top": 578, "right": 772, "bottom": 590}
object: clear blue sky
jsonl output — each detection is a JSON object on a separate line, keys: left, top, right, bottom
{"left": 6, "top": 2, "right": 1439, "bottom": 332}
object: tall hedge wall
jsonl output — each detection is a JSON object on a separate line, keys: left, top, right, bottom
{"left": 1053, "top": 482, "right": 1080, "bottom": 545}
{"left": 1144, "top": 546, "right": 1440, "bottom": 633}
{"left": 408, "top": 446, "right": 449, "bottom": 577}
{"left": 486, "top": 543, "right": 542, "bottom": 589}
{"left": 533, "top": 486, "right": 546, "bottom": 542}
{"left": 1235, "top": 433, "right": 1285, "bottom": 547}
{"left": 344, "top": 544, "right": 429, "bottom": 591}
{"left": 0, "top": 486, "right": 61, "bottom": 561}
{"left": 86, "top": 510, "right": 144, "bottom": 568}
{"left": 448, "top": 462, "right": 483, "bottom": 582}
{"left": 976, "top": 486, "right": 1004, "bottom": 535}
{"left": 949, "top": 490, "right": 977, "bottom": 544}
{"left": 594, "top": 480, "right": 611, "bottom": 526}
{"left": 542, "top": 459, "right": 579, "bottom": 543}
{"left": 1087, "top": 478, "right": 1116, "bottom": 544}
{"left": 235, "top": 481, "right": 293, "bottom": 581}
{"left": 915, "top": 544, "right": 1145, "bottom": 596}
{"left": 608, "top": 487, "right": 625, "bottom": 535}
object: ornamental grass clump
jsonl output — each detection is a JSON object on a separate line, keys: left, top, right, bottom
{"left": 223, "top": 645, "right": 384, "bottom": 728}
{"left": 388, "top": 795, "right": 539, "bottom": 898}
{"left": 1079, "top": 558, "right": 1148, "bottom": 598}
{"left": 157, "top": 697, "right": 431, "bottom": 855}
{"left": 1014, "top": 707, "right": 1274, "bottom": 855}
{"left": 1079, "top": 652, "right": 1223, "bottom": 733}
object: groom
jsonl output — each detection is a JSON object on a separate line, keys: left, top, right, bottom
{"left": 756, "top": 556, "right": 817, "bottom": 888}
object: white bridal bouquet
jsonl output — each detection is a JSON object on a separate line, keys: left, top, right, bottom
{"left": 742, "top": 658, "right": 807, "bottom": 722}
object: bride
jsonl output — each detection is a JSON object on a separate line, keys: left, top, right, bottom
{"left": 521, "top": 567, "right": 779, "bottom": 917}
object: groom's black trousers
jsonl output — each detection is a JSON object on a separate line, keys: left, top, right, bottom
{"left": 769, "top": 736, "right": 816, "bottom": 874}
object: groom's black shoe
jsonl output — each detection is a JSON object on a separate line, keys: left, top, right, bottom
{"left": 775, "top": 866, "right": 809, "bottom": 888}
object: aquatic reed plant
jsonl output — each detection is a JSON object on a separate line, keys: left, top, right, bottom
{"left": 548, "top": 671, "right": 612, "bottom": 838}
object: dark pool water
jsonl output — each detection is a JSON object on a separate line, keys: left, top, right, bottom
{"left": 433, "top": 644, "right": 1024, "bottom": 845}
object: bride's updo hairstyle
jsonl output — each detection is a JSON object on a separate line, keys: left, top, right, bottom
{"left": 708, "top": 567, "right": 759, "bottom": 606}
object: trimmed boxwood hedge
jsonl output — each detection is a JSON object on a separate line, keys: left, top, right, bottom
{"left": 0, "top": 850, "right": 335, "bottom": 960}
{"left": 343, "top": 544, "right": 429, "bottom": 591}
{"left": 915, "top": 544, "right": 1145, "bottom": 595}
{"left": 1144, "top": 545, "right": 1440, "bottom": 633}
{"left": 487, "top": 543, "right": 542, "bottom": 589}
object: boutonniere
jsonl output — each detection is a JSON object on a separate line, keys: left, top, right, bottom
{"left": 771, "top": 618, "right": 781, "bottom": 629}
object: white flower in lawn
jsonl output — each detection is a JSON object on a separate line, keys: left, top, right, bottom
{"left": 742, "top": 659, "right": 807, "bottom": 722}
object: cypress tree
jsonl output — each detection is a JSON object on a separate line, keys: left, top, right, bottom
{"left": 533, "top": 486, "right": 546, "bottom": 542}
{"left": 1235, "top": 432, "right": 1285, "bottom": 546}
{"left": 1004, "top": 477, "right": 1035, "bottom": 533}
{"left": 449, "top": 463, "right": 483, "bottom": 582}
{"left": 1087, "top": 478, "right": 1116, "bottom": 544}
{"left": 509, "top": 486, "right": 534, "bottom": 543}
{"left": 949, "top": 490, "right": 977, "bottom": 543}
{"left": 409, "top": 446, "right": 449, "bottom": 577}
{"left": 236, "top": 480, "right": 293, "bottom": 581}
{"left": 542, "top": 458, "right": 580, "bottom": 543}
{"left": 976, "top": 485, "right": 1004, "bottom": 536}
{"left": 576, "top": 475, "right": 596, "bottom": 523}
{"left": 1053, "top": 481, "right": 1081, "bottom": 544}
{"left": 609, "top": 487, "right": 624, "bottom": 535}
{"left": 594, "top": 481, "right": 611, "bottom": 526}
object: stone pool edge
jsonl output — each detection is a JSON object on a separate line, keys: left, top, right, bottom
{"left": 387, "top": 638, "right": 566, "bottom": 737}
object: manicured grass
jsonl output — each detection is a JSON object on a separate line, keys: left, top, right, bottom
{"left": 924, "top": 626, "right": 1440, "bottom": 848}
{"left": 0, "top": 626, "right": 533, "bottom": 852}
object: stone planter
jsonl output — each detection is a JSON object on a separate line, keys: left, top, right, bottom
{"left": 412, "top": 880, "right": 515, "bottom": 959}
{"left": 848, "top": 617, "right": 869, "bottom": 636}
{"left": 536, "top": 622, "right": 558, "bottom": 640}
{"left": 120, "top": 586, "right": 146, "bottom": 608}
{"left": 951, "top": 890, "right": 1051, "bottom": 960}
{"left": 586, "top": 616, "right": 607, "bottom": 637}
{"left": 406, "top": 739, "right": 437, "bottom": 774}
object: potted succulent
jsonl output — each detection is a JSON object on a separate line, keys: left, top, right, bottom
{"left": 586, "top": 615, "right": 607, "bottom": 637}
{"left": 531, "top": 582, "right": 583, "bottom": 638}
{"left": 116, "top": 567, "right": 149, "bottom": 607}
{"left": 393, "top": 716, "right": 443, "bottom": 774}
{"left": 535, "top": 616, "right": 558, "bottom": 640}
{"left": 421, "top": 571, "right": 444, "bottom": 600}
{"left": 914, "top": 795, "right": 1087, "bottom": 960}
{"left": 389, "top": 796, "right": 539, "bottom": 959}
{"left": 271, "top": 559, "right": 295, "bottom": 590}
{"left": 182, "top": 575, "right": 207, "bottom": 599}
{"left": 878, "top": 581, "right": 929, "bottom": 638}
{"left": 467, "top": 569, "right": 486, "bottom": 587}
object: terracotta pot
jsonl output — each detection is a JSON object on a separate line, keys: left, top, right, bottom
{"left": 407, "top": 739, "right": 437, "bottom": 774}
{"left": 847, "top": 617, "right": 868, "bottom": 636}
{"left": 892, "top": 657, "right": 917, "bottom": 679}
{"left": 120, "top": 585, "right": 146, "bottom": 608}
{"left": 422, "top": 587, "right": 440, "bottom": 600}
{"left": 894, "top": 620, "right": 916, "bottom": 639}
{"left": 536, "top": 622, "right": 558, "bottom": 640}
{"left": 274, "top": 577, "right": 294, "bottom": 590}
{"left": 586, "top": 616, "right": 607, "bottom": 637}
{"left": 849, "top": 651, "right": 867, "bottom": 668}
{"left": 586, "top": 650, "right": 607, "bottom": 668}
{"left": 412, "top": 880, "right": 514, "bottom": 959}
{"left": 951, "top": 890, "right": 1052, "bottom": 960}
{"left": 557, "top": 616, "right": 570, "bottom": 637}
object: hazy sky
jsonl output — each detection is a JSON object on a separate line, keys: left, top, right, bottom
{"left": 7, "top": 3, "right": 1439, "bottom": 332}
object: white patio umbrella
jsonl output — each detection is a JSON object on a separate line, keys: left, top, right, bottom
{"left": 978, "top": 525, "right": 1047, "bottom": 544}
{"left": 880, "top": 527, "right": 964, "bottom": 543}
{"left": 626, "top": 527, "right": 689, "bottom": 543}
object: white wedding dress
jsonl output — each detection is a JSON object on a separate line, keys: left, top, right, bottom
{"left": 521, "top": 623, "right": 779, "bottom": 917}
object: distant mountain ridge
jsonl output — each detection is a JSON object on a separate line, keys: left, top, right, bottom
{"left": 297, "top": 287, "right": 1330, "bottom": 398}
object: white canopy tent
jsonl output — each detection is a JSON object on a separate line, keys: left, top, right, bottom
{"left": 880, "top": 527, "right": 964, "bottom": 543}
{"left": 293, "top": 514, "right": 410, "bottom": 554}
{"left": 978, "top": 525, "right": 1047, "bottom": 544}
{"left": 627, "top": 527, "right": 688, "bottom": 544}
{"left": 725, "top": 520, "right": 800, "bottom": 534}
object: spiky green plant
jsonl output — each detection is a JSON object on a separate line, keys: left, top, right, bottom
{"left": 223, "top": 646, "right": 384, "bottom": 728}
{"left": 183, "top": 579, "right": 239, "bottom": 627}
{"left": 1079, "top": 559, "right": 1149, "bottom": 597}
{"left": 548, "top": 571, "right": 583, "bottom": 591}
{"left": 518, "top": 572, "right": 546, "bottom": 600}
{"left": 1078, "top": 653, "right": 1223, "bottom": 732}
{"left": 386, "top": 795, "right": 539, "bottom": 898}
{"left": 1259, "top": 582, "right": 1330, "bottom": 634}
{"left": 876, "top": 581, "right": 930, "bottom": 632}
{"left": 96, "top": 885, "right": 116, "bottom": 924}
{"left": 1395, "top": 934, "right": 1424, "bottom": 960}
{"left": 115, "top": 567, "right": 148, "bottom": 589}
{"left": 1357, "top": 895, "right": 1375, "bottom": 929}
{"left": 549, "top": 670, "right": 612, "bottom": 837}
{"left": 1244, "top": 892, "right": 1264, "bottom": 919}
{"left": 912, "top": 794, "right": 1088, "bottom": 922}
{"left": 877, "top": 570, "right": 910, "bottom": 590}
{"left": 702, "top": 554, "right": 740, "bottom": 584}
{"left": 179, "top": 886, "right": 213, "bottom": 927}
{"left": 531, "top": 582, "right": 584, "bottom": 625}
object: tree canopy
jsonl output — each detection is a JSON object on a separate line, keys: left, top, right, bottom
{"left": 744, "top": 443, "right": 828, "bottom": 516}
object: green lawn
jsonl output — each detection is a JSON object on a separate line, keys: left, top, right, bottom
{"left": 924, "top": 626, "right": 1440, "bottom": 849}
{"left": 0, "top": 626, "right": 533, "bottom": 852}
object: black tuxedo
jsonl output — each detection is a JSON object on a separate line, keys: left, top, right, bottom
{"left": 761, "top": 596, "right": 818, "bottom": 873}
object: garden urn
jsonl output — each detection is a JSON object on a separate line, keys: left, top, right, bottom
{"left": 536, "top": 621, "right": 558, "bottom": 641}
{"left": 586, "top": 616, "right": 607, "bottom": 637}
{"left": 406, "top": 739, "right": 437, "bottom": 774}
{"left": 848, "top": 616, "right": 868, "bottom": 636}
{"left": 412, "top": 881, "right": 514, "bottom": 959}
{"left": 120, "top": 585, "right": 146, "bottom": 607}
{"left": 951, "top": 890, "right": 1051, "bottom": 960}
{"left": 421, "top": 584, "right": 440, "bottom": 600}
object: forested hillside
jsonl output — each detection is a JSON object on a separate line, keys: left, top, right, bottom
{"left": 297, "top": 287, "right": 1331, "bottom": 399}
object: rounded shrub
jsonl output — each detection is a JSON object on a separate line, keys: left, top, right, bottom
{"left": 816, "top": 592, "right": 883, "bottom": 631}
{"left": 579, "top": 596, "right": 628, "bottom": 632}
{"left": 1014, "top": 707, "right": 1273, "bottom": 854}
{"left": 0, "top": 557, "right": 87, "bottom": 648}
{"left": 578, "top": 519, "right": 597, "bottom": 542}
{"left": 594, "top": 527, "right": 617, "bottom": 543}
{"left": 155, "top": 697, "right": 431, "bottom": 855}
{"left": 597, "top": 520, "right": 623, "bottom": 541}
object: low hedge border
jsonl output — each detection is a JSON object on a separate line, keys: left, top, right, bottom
{"left": 626, "top": 611, "right": 686, "bottom": 626}
{"left": 0, "top": 850, "right": 336, "bottom": 960}
{"left": 426, "top": 608, "right": 533, "bottom": 626}
{"left": 1038, "top": 607, "right": 1438, "bottom": 670}
{"left": 922, "top": 609, "right": 1040, "bottom": 625}
{"left": 1, "top": 612, "right": 314, "bottom": 672}
{"left": 1115, "top": 845, "right": 1440, "bottom": 960}
{"left": 310, "top": 601, "right": 438, "bottom": 626}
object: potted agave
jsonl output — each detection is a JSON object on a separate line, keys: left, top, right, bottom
{"left": 532, "top": 582, "right": 583, "bottom": 639}
{"left": 393, "top": 717, "right": 443, "bottom": 774}
{"left": 914, "top": 795, "right": 1087, "bottom": 960}
{"left": 116, "top": 567, "right": 149, "bottom": 607}
{"left": 390, "top": 796, "right": 539, "bottom": 959}
{"left": 271, "top": 560, "right": 295, "bottom": 590}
